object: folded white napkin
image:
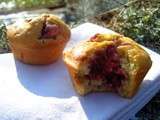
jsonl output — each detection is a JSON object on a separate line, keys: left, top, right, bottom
{"left": 0, "top": 23, "right": 160, "bottom": 120}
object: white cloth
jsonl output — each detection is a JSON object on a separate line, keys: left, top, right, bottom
{"left": 0, "top": 23, "right": 160, "bottom": 120}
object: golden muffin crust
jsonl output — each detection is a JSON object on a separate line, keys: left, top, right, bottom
{"left": 63, "top": 33, "right": 152, "bottom": 98}
{"left": 7, "top": 14, "right": 70, "bottom": 48}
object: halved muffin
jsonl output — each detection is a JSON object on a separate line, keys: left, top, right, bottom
{"left": 63, "top": 33, "right": 152, "bottom": 98}
{"left": 7, "top": 14, "right": 70, "bottom": 65}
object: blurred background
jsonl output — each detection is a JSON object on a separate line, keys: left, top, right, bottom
{"left": 0, "top": 0, "right": 160, "bottom": 119}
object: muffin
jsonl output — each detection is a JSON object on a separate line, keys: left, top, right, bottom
{"left": 63, "top": 33, "right": 152, "bottom": 98}
{"left": 7, "top": 14, "right": 71, "bottom": 65}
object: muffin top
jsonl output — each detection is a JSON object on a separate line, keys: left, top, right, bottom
{"left": 7, "top": 14, "right": 71, "bottom": 48}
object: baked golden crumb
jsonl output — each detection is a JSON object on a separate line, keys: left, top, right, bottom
{"left": 63, "top": 33, "right": 152, "bottom": 98}
{"left": 7, "top": 14, "right": 71, "bottom": 65}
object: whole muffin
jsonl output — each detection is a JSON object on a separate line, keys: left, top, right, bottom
{"left": 7, "top": 14, "right": 71, "bottom": 65}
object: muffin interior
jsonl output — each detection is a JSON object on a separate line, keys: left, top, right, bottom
{"left": 87, "top": 45, "right": 126, "bottom": 89}
{"left": 81, "top": 44, "right": 128, "bottom": 92}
